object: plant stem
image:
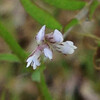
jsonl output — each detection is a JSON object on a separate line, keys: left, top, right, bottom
{"left": 38, "top": 72, "right": 53, "bottom": 100}
{"left": 37, "top": 63, "right": 53, "bottom": 100}
{"left": 63, "top": 0, "right": 93, "bottom": 38}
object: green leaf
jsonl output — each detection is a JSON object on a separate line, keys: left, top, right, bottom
{"left": 31, "top": 69, "right": 41, "bottom": 82}
{"left": 43, "top": 0, "right": 86, "bottom": 10}
{"left": 0, "top": 22, "right": 28, "bottom": 62}
{"left": 0, "top": 53, "right": 20, "bottom": 62}
{"left": 89, "top": 0, "right": 99, "bottom": 19}
{"left": 64, "top": 18, "right": 79, "bottom": 32}
{"left": 20, "top": 0, "right": 62, "bottom": 30}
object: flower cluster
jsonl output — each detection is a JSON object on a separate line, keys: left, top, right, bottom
{"left": 26, "top": 25, "right": 77, "bottom": 69}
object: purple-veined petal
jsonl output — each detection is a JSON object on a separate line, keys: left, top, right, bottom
{"left": 43, "top": 47, "right": 53, "bottom": 60}
{"left": 36, "top": 25, "right": 46, "bottom": 44}
{"left": 53, "top": 29, "right": 63, "bottom": 43}
{"left": 55, "top": 41, "right": 77, "bottom": 54}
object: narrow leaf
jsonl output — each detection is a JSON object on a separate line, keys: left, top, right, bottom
{"left": 20, "top": 0, "right": 62, "bottom": 30}
{"left": 0, "top": 22, "right": 27, "bottom": 62}
{"left": 89, "top": 0, "right": 99, "bottom": 19}
{"left": 43, "top": 0, "right": 86, "bottom": 10}
{"left": 0, "top": 53, "right": 20, "bottom": 62}
{"left": 64, "top": 18, "right": 79, "bottom": 32}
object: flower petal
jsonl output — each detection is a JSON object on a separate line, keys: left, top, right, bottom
{"left": 55, "top": 41, "right": 77, "bottom": 54}
{"left": 33, "top": 57, "right": 40, "bottom": 66}
{"left": 26, "top": 56, "right": 33, "bottom": 67}
{"left": 26, "top": 49, "right": 41, "bottom": 69}
{"left": 26, "top": 60, "right": 31, "bottom": 68}
{"left": 26, "top": 56, "right": 33, "bottom": 62}
{"left": 67, "top": 41, "right": 77, "bottom": 49}
{"left": 36, "top": 25, "right": 46, "bottom": 44}
{"left": 43, "top": 47, "right": 53, "bottom": 60}
{"left": 53, "top": 29, "right": 63, "bottom": 43}
{"left": 33, "top": 63, "right": 37, "bottom": 69}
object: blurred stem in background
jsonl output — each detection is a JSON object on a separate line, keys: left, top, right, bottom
{"left": 0, "top": 22, "right": 53, "bottom": 100}
{"left": 63, "top": 0, "right": 99, "bottom": 38}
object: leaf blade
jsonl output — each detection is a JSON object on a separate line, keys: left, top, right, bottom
{"left": 64, "top": 18, "right": 79, "bottom": 32}
{"left": 20, "top": 0, "right": 62, "bottom": 30}
{"left": 43, "top": 0, "right": 86, "bottom": 10}
{"left": 89, "top": 0, "right": 99, "bottom": 19}
{"left": 0, "top": 22, "right": 28, "bottom": 61}
{"left": 0, "top": 53, "right": 20, "bottom": 62}
{"left": 31, "top": 69, "right": 41, "bottom": 82}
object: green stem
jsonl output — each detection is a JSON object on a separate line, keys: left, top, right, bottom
{"left": 38, "top": 72, "right": 53, "bottom": 100}
{"left": 36, "top": 63, "right": 53, "bottom": 100}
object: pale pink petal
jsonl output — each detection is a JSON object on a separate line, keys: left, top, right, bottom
{"left": 53, "top": 29, "right": 63, "bottom": 43}
{"left": 43, "top": 47, "right": 53, "bottom": 60}
{"left": 36, "top": 25, "right": 46, "bottom": 44}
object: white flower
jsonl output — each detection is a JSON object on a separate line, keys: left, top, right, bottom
{"left": 55, "top": 41, "right": 77, "bottom": 54}
{"left": 26, "top": 25, "right": 77, "bottom": 69}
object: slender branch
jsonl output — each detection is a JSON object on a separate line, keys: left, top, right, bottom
{"left": 63, "top": 0, "right": 93, "bottom": 39}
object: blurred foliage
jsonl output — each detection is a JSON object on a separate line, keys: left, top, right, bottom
{"left": 89, "top": 0, "right": 99, "bottom": 19}
{"left": 21, "top": 0, "right": 62, "bottom": 30}
{"left": 0, "top": 54, "right": 20, "bottom": 62}
{"left": 43, "top": 0, "right": 86, "bottom": 10}
{"left": 32, "top": 69, "right": 41, "bottom": 82}
{"left": 1, "top": 91, "right": 5, "bottom": 100}
{"left": 64, "top": 18, "right": 79, "bottom": 32}
{"left": 0, "top": 22, "right": 27, "bottom": 61}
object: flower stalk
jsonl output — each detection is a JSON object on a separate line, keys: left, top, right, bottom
{"left": 38, "top": 71, "right": 53, "bottom": 100}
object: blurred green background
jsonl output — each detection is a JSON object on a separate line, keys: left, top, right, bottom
{"left": 0, "top": 0, "right": 100, "bottom": 100}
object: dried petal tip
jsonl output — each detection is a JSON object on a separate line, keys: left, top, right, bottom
{"left": 36, "top": 25, "right": 46, "bottom": 44}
